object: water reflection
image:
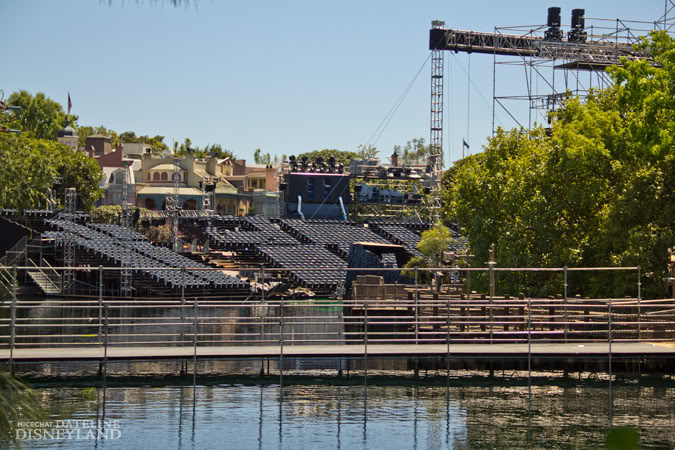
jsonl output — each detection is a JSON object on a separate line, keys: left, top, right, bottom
{"left": 11, "top": 383, "right": 675, "bottom": 449}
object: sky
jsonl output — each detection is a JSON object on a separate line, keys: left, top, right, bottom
{"left": 0, "top": 0, "right": 666, "bottom": 165}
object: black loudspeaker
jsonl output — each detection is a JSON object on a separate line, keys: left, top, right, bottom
{"left": 571, "top": 9, "right": 585, "bottom": 29}
{"left": 547, "top": 7, "right": 561, "bottom": 27}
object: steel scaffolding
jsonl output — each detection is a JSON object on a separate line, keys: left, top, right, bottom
{"left": 120, "top": 161, "right": 133, "bottom": 297}
{"left": 428, "top": 20, "right": 445, "bottom": 224}
{"left": 429, "top": 5, "right": 675, "bottom": 137}
{"left": 170, "top": 158, "right": 181, "bottom": 252}
{"left": 63, "top": 188, "right": 77, "bottom": 294}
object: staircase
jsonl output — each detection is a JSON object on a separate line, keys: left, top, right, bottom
{"left": 0, "top": 236, "right": 27, "bottom": 295}
{"left": 26, "top": 258, "right": 62, "bottom": 296}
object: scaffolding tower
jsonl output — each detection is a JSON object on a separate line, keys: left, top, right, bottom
{"left": 427, "top": 20, "right": 445, "bottom": 224}
{"left": 169, "top": 158, "right": 181, "bottom": 252}
{"left": 120, "top": 162, "right": 133, "bottom": 297}
{"left": 429, "top": 4, "right": 675, "bottom": 138}
{"left": 63, "top": 188, "right": 77, "bottom": 295}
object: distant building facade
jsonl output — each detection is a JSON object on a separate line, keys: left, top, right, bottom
{"left": 134, "top": 152, "right": 280, "bottom": 216}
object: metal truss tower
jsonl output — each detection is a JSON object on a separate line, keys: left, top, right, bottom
{"left": 170, "top": 158, "right": 181, "bottom": 252}
{"left": 427, "top": 20, "right": 445, "bottom": 224}
{"left": 429, "top": 6, "right": 675, "bottom": 137}
{"left": 63, "top": 188, "right": 77, "bottom": 295}
{"left": 120, "top": 162, "right": 133, "bottom": 297}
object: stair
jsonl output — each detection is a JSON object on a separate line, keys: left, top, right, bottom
{"left": 27, "top": 270, "right": 62, "bottom": 295}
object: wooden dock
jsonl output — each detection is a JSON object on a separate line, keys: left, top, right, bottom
{"left": 2, "top": 342, "right": 674, "bottom": 363}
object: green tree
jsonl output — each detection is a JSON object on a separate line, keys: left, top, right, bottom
{"left": 5, "top": 90, "right": 74, "bottom": 140}
{"left": 203, "top": 143, "right": 235, "bottom": 159}
{"left": 120, "top": 130, "right": 169, "bottom": 154}
{"left": 357, "top": 144, "right": 378, "bottom": 159}
{"left": 400, "top": 137, "right": 428, "bottom": 164}
{"left": 444, "top": 31, "right": 675, "bottom": 299}
{"left": 0, "top": 134, "right": 103, "bottom": 213}
{"left": 77, "top": 125, "right": 120, "bottom": 148}
{"left": 403, "top": 223, "right": 456, "bottom": 282}
{"left": 297, "top": 148, "right": 358, "bottom": 166}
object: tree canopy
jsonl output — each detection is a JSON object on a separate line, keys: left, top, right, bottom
{"left": 443, "top": 31, "right": 675, "bottom": 299}
{"left": 0, "top": 133, "right": 103, "bottom": 212}
{"left": 297, "top": 148, "right": 358, "bottom": 166}
{"left": 3, "top": 90, "right": 73, "bottom": 140}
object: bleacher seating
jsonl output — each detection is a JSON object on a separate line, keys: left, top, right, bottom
{"left": 257, "top": 244, "right": 346, "bottom": 290}
{"left": 279, "top": 219, "right": 392, "bottom": 258}
{"left": 44, "top": 219, "right": 247, "bottom": 293}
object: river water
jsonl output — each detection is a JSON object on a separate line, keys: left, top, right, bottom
{"left": 4, "top": 298, "right": 675, "bottom": 448}
{"left": 9, "top": 382, "right": 675, "bottom": 449}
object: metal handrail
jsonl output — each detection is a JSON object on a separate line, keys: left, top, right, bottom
{"left": 25, "top": 258, "right": 61, "bottom": 293}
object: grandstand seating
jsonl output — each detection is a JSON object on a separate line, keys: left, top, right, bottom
{"left": 257, "top": 244, "right": 346, "bottom": 290}
{"left": 279, "top": 219, "right": 392, "bottom": 258}
{"left": 44, "top": 219, "right": 247, "bottom": 294}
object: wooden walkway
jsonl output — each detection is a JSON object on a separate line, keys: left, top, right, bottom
{"left": 1, "top": 342, "right": 674, "bottom": 363}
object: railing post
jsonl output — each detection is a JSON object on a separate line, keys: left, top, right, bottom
{"left": 414, "top": 267, "right": 419, "bottom": 344}
{"left": 260, "top": 266, "right": 265, "bottom": 376}
{"left": 98, "top": 265, "right": 103, "bottom": 345}
{"left": 446, "top": 282, "right": 451, "bottom": 379}
{"left": 608, "top": 300, "right": 612, "bottom": 382}
{"left": 181, "top": 267, "right": 186, "bottom": 348}
{"left": 103, "top": 303, "right": 109, "bottom": 385}
{"left": 193, "top": 298, "right": 198, "bottom": 387}
{"left": 527, "top": 296, "right": 531, "bottom": 385}
{"left": 364, "top": 294, "right": 368, "bottom": 378}
{"left": 637, "top": 266, "right": 641, "bottom": 341}
{"left": 489, "top": 262, "right": 495, "bottom": 344}
{"left": 563, "top": 266, "right": 568, "bottom": 343}
{"left": 10, "top": 264, "right": 17, "bottom": 375}
{"left": 279, "top": 296, "right": 284, "bottom": 385}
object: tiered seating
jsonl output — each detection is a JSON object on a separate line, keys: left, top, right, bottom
{"left": 206, "top": 216, "right": 299, "bottom": 248}
{"left": 257, "top": 245, "right": 346, "bottom": 290}
{"left": 90, "top": 223, "right": 147, "bottom": 242}
{"left": 44, "top": 220, "right": 247, "bottom": 292}
{"left": 128, "top": 241, "right": 241, "bottom": 288}
{"left": 280, "top": 220, "right": 391, "bottom": 258}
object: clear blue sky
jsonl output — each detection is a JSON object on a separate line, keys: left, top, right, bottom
{"left": 0, "top": 1, "right": 663, "bottom": 164}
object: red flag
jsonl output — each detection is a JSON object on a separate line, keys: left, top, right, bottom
{"left": 67, "top": 92, "right": 72, "bottom": 115}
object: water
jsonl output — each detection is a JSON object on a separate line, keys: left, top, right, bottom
{"left": 5, "top": 298, "right": 675, "bottom": 448}
{"left": 9, "top": 382, "right": 675, "bottom": 449}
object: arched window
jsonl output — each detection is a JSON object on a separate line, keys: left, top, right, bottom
{"left": 153, "top": 172, "right": 160, "bottom": 181}
{"left": 161, "top": 172, "right": 168, "bottom": 181}
{"left": 109, "top": 174, "right": 115, "bottom": 184}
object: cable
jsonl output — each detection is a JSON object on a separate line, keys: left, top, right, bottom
{"left": 365, "top": 52, "right": 432, "bottom": 148}
{"left": 307, "top": 176, "right": 349, "bottom": 221}
{"left": 450, "top": 51, "right": 505, "bottom": 128}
